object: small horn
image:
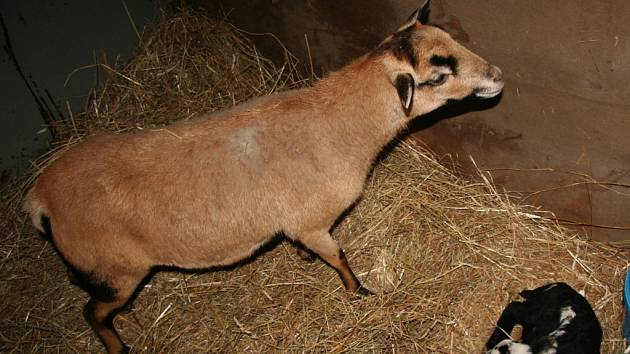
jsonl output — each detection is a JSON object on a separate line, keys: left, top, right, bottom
{"left": 418, "top": 0, "right": 432, "bottom": 25}
{"left": 398, "top": 0, "right": 432, "bottom": 32}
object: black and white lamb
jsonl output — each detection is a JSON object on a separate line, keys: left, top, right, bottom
{"left": 485, "top": 282, "right": 602, "bottom": 354}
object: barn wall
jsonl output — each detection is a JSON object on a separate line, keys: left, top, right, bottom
{"left": 199, "top": 0, "right": 630, "bottom": 242}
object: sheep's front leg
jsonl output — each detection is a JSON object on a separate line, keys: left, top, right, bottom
{"left": 298, "top": 230, "right": 372, "bottom": 296}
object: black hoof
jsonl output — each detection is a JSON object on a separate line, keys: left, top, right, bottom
{"left": 350, "top": 286, "right": 373, "bottom": 299}
{"left": 357, "top": 286, "right": 373, "bottom": 296}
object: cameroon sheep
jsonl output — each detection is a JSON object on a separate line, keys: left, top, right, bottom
{"left": 24, "top": 1, "right": 504, "bottom": 352}
{"left": 485, "top": 282, "right": 602, "bottom": 354}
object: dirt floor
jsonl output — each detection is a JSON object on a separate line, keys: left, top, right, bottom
{"left": 1, "top": 4, "right": 629, "bottom": 354}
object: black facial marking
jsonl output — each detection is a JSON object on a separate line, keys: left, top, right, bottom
{"left": 430, "top": 55, "right": 458, "bottom": 75}
{"left": 398, "top": 35, "right": 418, "bottom": 68}
{"left": 372, "top": 30, "right": 418, "bottom": 67}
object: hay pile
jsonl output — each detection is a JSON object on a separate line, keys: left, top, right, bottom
{"left": 1, "top": 6, "right": 628, "bottom": 353}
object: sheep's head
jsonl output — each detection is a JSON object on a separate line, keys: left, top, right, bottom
{"left": 375, "top": 0, "right": 504, "bottom": 117}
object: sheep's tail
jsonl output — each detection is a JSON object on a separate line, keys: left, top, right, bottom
{"left": 23, "top": 187, "right": 50, "bottom": 236}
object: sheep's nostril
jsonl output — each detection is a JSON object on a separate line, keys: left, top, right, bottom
{"left": 488, "top": 65, "right": 503, "bottom": 82}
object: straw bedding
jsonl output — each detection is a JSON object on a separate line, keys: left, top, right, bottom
{"left": 1, "top": 6, "right": 627, "bottom": 353}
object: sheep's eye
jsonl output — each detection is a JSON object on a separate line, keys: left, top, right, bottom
{"left": 428, "top": 74, "right": 448, "bottom": 86}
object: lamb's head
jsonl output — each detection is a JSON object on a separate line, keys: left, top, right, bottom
{"left": 375, "top": 0, "right": 504, "bottom": 117}
{"left": 485, "top": 339, "right": 532, "bottom": 354}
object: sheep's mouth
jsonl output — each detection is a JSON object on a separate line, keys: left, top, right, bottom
{"left": 473, "top": 82, "right": 504, "bottom": 98}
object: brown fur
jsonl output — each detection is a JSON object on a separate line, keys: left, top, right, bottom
{"left": 24, "top": 4, "right": 503, "bottom": 353}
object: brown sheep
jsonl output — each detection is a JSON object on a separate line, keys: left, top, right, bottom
{"left": 24, "top": 1, "right": 504, "bottom": 352}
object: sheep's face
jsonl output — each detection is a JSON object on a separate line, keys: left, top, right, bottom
{"left": 375, "top": 0, "right": 504, "bottom": 117}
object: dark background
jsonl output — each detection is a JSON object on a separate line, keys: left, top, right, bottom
{"left": 0, "top": 0, "right": 159, "bottom": 180}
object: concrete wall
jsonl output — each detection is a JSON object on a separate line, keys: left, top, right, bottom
{"left": 201, "top": 0, "right": 630, "bottom": 242}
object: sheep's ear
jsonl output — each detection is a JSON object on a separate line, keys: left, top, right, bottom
{"left": 394, "top": 73, "right": 415, "bottom": 116}
{"left": 399, "top": 0, "right": 431, "bottom": 31}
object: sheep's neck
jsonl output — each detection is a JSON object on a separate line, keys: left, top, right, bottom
{"left": 312, "top": 58, "right": 412, "bottom": 171}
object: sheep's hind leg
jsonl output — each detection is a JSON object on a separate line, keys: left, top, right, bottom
{"left": 82, "top": 271, "right": 147, "bottom": 354}
{"left": 298, "top": 230, "right": 371, "bottom": 296}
